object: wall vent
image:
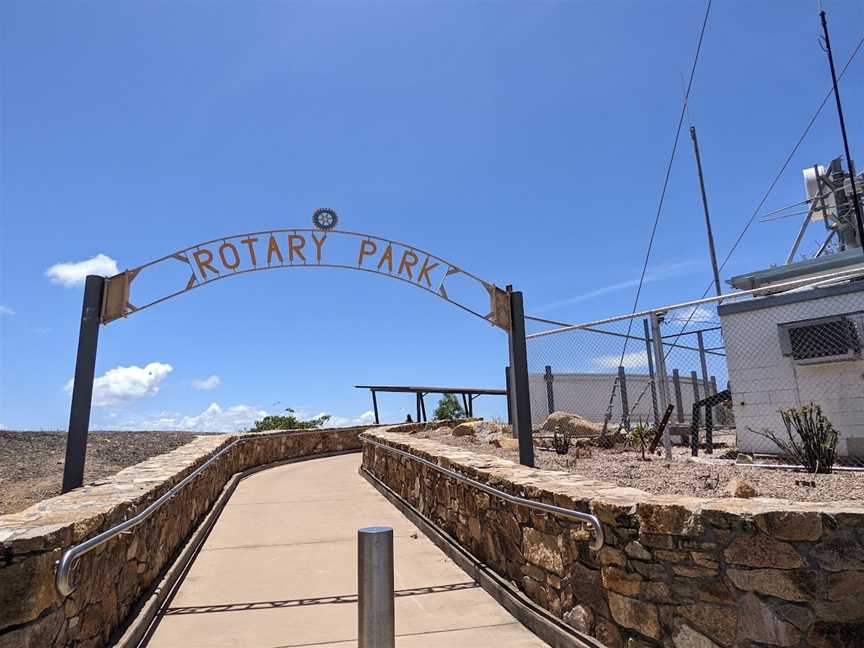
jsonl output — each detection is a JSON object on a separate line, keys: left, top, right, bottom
{"left": 778, "top": 313, "right": 863, "bottom": 364}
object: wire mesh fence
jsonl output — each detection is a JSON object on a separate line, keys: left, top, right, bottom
{"left": 525, "top": 269, "right": 864, "bottom": 469}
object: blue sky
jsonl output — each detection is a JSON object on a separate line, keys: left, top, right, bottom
{"left": 1, "top": 1, "right": 862, "bottom": 431}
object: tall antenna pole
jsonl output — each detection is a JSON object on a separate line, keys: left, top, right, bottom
{"left": 689, "top": 126, "right": 722, "bottom": 296}
{"left": 820, "top": 10, "right": 864, "bottom": 251}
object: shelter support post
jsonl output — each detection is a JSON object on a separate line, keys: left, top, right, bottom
{"left": 507, "top": 288, "right": 534, "bottom": 467}
{"left": 62, "top": 275, "right": 105, "bottom": 493}
{"left": 505, "top": 366, "right": 513, "bottom": 427}
{"left": 371, "top": 390, "right": 380, "bottom": 425}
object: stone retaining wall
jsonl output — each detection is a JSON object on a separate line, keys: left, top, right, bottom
{"left": 362, "top": 426, "right": 864, "bottom": 648}
{"left": 0, "top": 427, "right": 369, "bottom": 647}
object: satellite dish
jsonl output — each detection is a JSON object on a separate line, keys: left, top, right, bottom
{"left": 803, "top": 165, "right": 834, "bottom": 222}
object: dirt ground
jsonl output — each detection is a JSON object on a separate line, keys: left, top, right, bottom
{"left": 0, "top": 431, "right": 201, "bottom": 515}
{"left": 411, "top": 424, "right": 864, "bottom": 503}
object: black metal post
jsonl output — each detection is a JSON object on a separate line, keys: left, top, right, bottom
{"left": 415, "top": 393, "right": 421, "bottom": 424}
{"left": 461, "top": 393, "right": 469, "bottom": 417}
{"left": 62, "top": 275, "right": 105, "bottom": 493}
{"left": 617, "top": 366, "right": 630, "bottom": 430}
{"left": 507, "top": 288, "right": 534, "bottom": 467}
{"left": 820, "top": 10, "right": 864, "bottom": 251}
{"left": 672, "top": 369, "right": 684, "bottom": 423}
{"left": 468, "top": 395, "right": 474, "bottom": 418}
{"left": 543, "top": 365, "right": 555, "bottom": 415}
{"left": 690, "top": 370, "right": 701, "bottom": 431}
{"left": 690, "top": 126, "right": 723, "bottom": 295}
{"left": 372, "top": 390, "right": 380, "bottom": 425}
{"left": 505, "top": 366, "right": 513, "bottom": 426}
{"left": 419, "top": 393, "right": 427, "bottom": 422}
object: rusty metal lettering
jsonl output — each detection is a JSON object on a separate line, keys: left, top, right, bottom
{"left": 311, "top": 233, "right": 326, "bottom": 263}
{"left": 357, "top": 239, "right": 377, "bottom": 266}
{"left": 397, "top": 250, "right": 418, "bottom": 280}
{"left": 193, "top": 249, "right": 220, "bottom": 279}
{"left": 267, "top": 235, "right": 284, "bottom": 265}
{"left": 416, "top": 256, "right": 439, "bottom": 287}
{"left": 377, "top": 244, "right": 394, "bottom": 273}
{"left": 240, "top": 237, "right": 259, "bottom": 266}
{"left": 219, "top": 242, "right": 241, "bottom": 270}
{"left": 287, "top": 234, "right": 306, "bottom": 263}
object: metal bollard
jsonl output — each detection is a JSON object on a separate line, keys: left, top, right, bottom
{"left": 358, "top": 527, "right": 395, "bottom": 648}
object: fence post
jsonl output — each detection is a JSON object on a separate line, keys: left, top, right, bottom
{"left": 672, "top": 368, "right": 684, "bottom": 423}
{"left": 650, "top": 312, "right": 672, "bottom": 460}
{"left": 505, "top": 366, "right": 513, "bottom": 427}
{"left": 62, "top": 275, "right": 105, "bottom": 494}
{"left": 358, "top": 526, "right": 395, "bottom": 648}
{"left": 544, "top": 365, "right": 555, "bottom": 415}
{"left": 642, "top": 319, "right": 660, "bottom": 426}
{"left": 508, "top": 288, "right": 535, "bottom": 467}
{"left": 710, "top": 376, "right": 721, "bottom": 425}
{"left": 618, "top": 366, "right": 630, "bottom": 430}
{"left": 697, "top": 331, "right": 710, "bottom": 407}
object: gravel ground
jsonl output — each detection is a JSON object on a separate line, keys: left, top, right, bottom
{"left": 411, "top": 426, "right": 864, "bottom": 503}
{"left": 0, "top": 431, "right": 202, "bottom": 515}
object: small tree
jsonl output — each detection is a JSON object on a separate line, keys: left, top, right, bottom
{"left": 250, "top": 408, "right": 330, "bottom": 432}
{"left": 752, "top": 403, "right": 838, "bottom": 473}
{"left": 433, "top": 394, "right": 466, "bottom": 420}
{"left": 627, "top": 418, "right": 654, "bottom": 461}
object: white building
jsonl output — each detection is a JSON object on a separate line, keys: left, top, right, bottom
{"left": 719, "top": 281, "right": 864, "bottom": 457}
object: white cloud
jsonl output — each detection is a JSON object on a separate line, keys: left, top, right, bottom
{"left": 96, "top": 402, "right": 268, "bottom": 432}
{"left": 46, "top": 254, "right": 119, "bottom": 287}
{"left": 593, "top": 351, "right": 649, "bottom": 369}
{"left": 0, "top": 306, "right": 14, "bottom": 316}
{"left": 66, "top": 362, "right": 173, "bottom": 407}
{"left": 192, "top": 374, "right": 221, "bottom": 390}
{"left": 537, "top": 261, "right": 697, "bottom": 311}
{"left": 666, "top": 305, "right": 715, "bottom": 323}
{"left": 324, "top": 410, "right": 376, "bottom": 427}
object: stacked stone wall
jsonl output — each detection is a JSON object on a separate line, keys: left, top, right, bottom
{"left": 0, "top": 426, "right": 368, "bottom": 647}
{"left": 362, "top": 427, "right": 864, "bottom": 648}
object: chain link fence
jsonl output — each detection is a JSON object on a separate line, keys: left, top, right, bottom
{"left": 525, "top": 269, "right": 864, "bottom": 468}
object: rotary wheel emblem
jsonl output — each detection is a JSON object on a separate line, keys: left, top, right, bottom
{"left": 312, "top": 208, "right": 338, "bottom": 231}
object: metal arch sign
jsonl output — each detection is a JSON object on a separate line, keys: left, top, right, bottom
{"left": 101, "top": 228, "right": 512, "bottom": 330}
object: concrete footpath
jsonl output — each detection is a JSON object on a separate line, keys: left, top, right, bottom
{"left": 144, "top": 452, "right": 547, "bottom": 647}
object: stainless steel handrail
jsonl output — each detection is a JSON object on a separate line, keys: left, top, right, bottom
{"left": 54, "top": 436, "right": 247, "bottom": 597}
{"left": 363, "top": 438, "right": 605, "bottom": 551}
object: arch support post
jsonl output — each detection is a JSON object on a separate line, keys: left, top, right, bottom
{"left": 62, "top": 275, "right": 104, "bottom": 493}
{"left": 507, "top": 287, "right": 534, "bottom": 467}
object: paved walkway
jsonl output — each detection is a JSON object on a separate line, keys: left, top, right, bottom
{"left": 145, "top": 453, "right": 547, "bottom": 647}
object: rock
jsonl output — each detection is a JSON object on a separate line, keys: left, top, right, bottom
{"left": 723, "top": 535, "right": 806, "bottom": 569}
{"left": 452, "top": 421, "right": 481, "bottom": 436}
{"left": 807, "top": 620, "right": 864, "bottom": 648}
{"left": 623, "top": 541, "right": 652, "bottom": 561}
{"left": 596, "top": 618, "right": 624, "bottom": 648}
{"left": 810, "top": 532, "right": 864, "bottom": 572}
{"left": 737, "top": 592, "right": 800, "bottom": 646}
{"left": 827, "top": 571, "right": 864, "bottom": 601}
{"left": 754, "top": 510, "right": 822, "bottom": 541}
{"left": 498, "top": 437, "right": 519, "bottom": 451}
{"left": 598, "top": 546, "right": 627, "bottom": 567}
{"left": 726, "top": 478, "right": 758, "bottom": 498}
{"left": 736, "top": 453, "right": 753, "bottom": 464}
{"left": 0, "top": 552, "right": 59, "bottom": 629}
{"left": 637, "top": 501, "right": 703, "bottom": 536}
{"left": 608, "top": 592, "right": 660, "bottom": 639}
{"left": 602, "top": 566, "right": 643, "bottom": 597}
{"left": 672, "top": 623, "right": 722, "bottom": 648}
{"left": 677, "top": 603, "right": 737, "bottom": 647}
{"left": 540, "top": 411, "right": 603, "bottom": 437}
{"left": 727, "top": 568, "right": 818, "bottom": 602}
{"left": 522, "top": 528, "right": 565, "bottom": 576}
{"left": 563, "top": 604, "right": 593, "bottom": 634}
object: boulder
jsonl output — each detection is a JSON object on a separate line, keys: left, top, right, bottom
{"left": 540, "top": 411, "right": 603, "bottom": 437}
{"left": 726, "top": 478, "right": 758, "bottom": 498}
{"left": 453, "top": 419, "right": 506, "bottom": 440}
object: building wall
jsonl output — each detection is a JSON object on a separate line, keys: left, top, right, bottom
{"left": 720, "top": 289, "right": 864, "bottom": 456}
{"left": 528, "top": 371, "right": 711, "bottom": 427}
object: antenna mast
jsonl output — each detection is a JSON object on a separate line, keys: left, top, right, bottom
{"left": 820, "top": 9, "right": 864, "bottom": 252}
{"left": 689, "top": 126, "right": 723, "bottom": 296}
